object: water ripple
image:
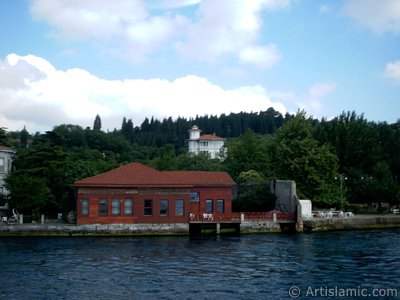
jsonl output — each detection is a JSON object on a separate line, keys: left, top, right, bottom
{"left": 0, "top": 230, "right": 399, "bottom": 299}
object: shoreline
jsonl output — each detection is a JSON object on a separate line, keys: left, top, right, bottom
{"left": 0, "top": 214, "right": 399, "bottom": 237}
{"left": 303, "top": 214, "right": 400, "bottom": 232}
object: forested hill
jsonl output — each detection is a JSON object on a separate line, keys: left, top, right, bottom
{"left": 121, "top": 107, "right": 288, "bottom": 150}
{"left": 2, "top": 109, "right": 400, "bottom": 217}
{"left": 0, "top": 107, "right": 291, "bottom": 216}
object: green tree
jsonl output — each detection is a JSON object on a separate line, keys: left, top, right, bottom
{"left": 268, "top": 111, "right": 340, "bottom": 206}
{"left": 20, "top": 126, "right": 29, "bottom": 148}
{"left": 317, "top": 112, "right": 379, "bottom": 174}
{"left": 224, "top": 129, "right": 268, "bottom": 180}
{"left": 5, "top": 174, "right": 54, "bottom": 215}
{"left": 9, "top": 131, "right": 71, "bottom": 214}
{"left": 175, "top": 152, "right": 224, "bottom": 171}
{"left": 0, "top": 127, "right": 8, "bottom": 145}
{"left": 93, "top": 114, "right": 102, "bottom": 131}
{"left": 233, "top": 170, "right": 275, "bottom": 212}
{"left": 315, "top": 111, "right": 386, "bottom": 204}
{"left": 53, "top": 124, "right": 87, "bottom": 148}
{"left": 150, "top": 144, "right": 177, "bottom": 170}
{"left": 121, "top": 117, "right": 135, "bottom": 143}
{"left": 378, "top": 121, "right": 400, "bottom": 198}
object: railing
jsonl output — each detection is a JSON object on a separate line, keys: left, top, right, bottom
{"left": 189, "top": 211, "right": 296, "bottom": 222}
{"left": 312, "top": 210, "right": 354, "bottom": 219}
{"left": 189, "top": 213, "right": 239, "bottom": 222}
{"left": 231, "top": 213, "right": 241, "bottom": 221}
{"left": 243, "top": 211, "right": 296, "bottom": 221}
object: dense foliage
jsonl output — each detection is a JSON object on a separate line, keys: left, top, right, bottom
{"left": 1, "top": 109, "right": 400, "bottom": 216}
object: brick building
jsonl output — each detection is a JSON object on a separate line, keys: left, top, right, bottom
{"left": 74, "top": 162, "right": 235, "bottom": 225}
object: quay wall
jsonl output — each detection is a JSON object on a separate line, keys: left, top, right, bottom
{"left": 0, "top": 221, "right": 281, "bottom": 236}
{"left": 240, "top": 221, "right": 281, "bottom": 233}
{"left": 304, "top": 215, "right": 400, "bottom": 232}
{"left": 0, "top": 215, "right": 399, "bottom": 236}
{"left": 0, "top": 223, "right": 190, "bottom": 237}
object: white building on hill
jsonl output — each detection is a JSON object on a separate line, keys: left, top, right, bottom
{"left": 0, "top": 146, "right": 15, "bottom": 197}
{"left": 188, "top": 125, "right": 225, "bottom": 159}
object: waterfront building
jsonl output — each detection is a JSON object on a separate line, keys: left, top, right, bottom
{"left": 188, "top": 125, "right": 225, "bottom": 159}
{"left": 0, "top": 146, "right": 15, "bottom": 197}
{"left": 74, "top": 162, "right": 235, "bottom": 225}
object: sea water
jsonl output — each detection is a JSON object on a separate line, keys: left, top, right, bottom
{"left": 0, "top": 229, "right": 399, "bottom": 299}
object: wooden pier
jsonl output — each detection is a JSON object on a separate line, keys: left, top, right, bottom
{"left": 189, "top": 221, "right": 241, "bottom": 236}
{"left": 188, "top": 211, "right": 297, "bottom": 235}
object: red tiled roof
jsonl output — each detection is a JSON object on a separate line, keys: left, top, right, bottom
{"left": 200, "top": 134, "right": 225, "bottom": 141}
{"left": 196, "top": 134, "right": 225, "bottom": 141}
{"left": 75, "top": 162, "right": 234, "bottom": 188}
{"left": 0, "top": 146, "right": 15, "bottom": 152}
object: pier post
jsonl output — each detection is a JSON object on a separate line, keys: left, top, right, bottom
{"left": 19, "top": 214, "right": 23, "bottom": 224}
{"left": 296, "top": 204, "right": 303, "bottom": 232}
{"left": 216, "top": 223, "right": 221, "bottom": 235}
{"left": 41, "top": 214, "right": 45, "bottom": 224}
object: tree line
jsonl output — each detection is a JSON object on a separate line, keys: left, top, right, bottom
{"left": 120, "top": 108, "right": 286, "bottom": 151}
{"left": 1, "top": 109, "right": 399, "bottom": 218}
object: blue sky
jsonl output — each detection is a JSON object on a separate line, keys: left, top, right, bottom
{"left": 0, "top": 0, "right": 399, "bottom": 133}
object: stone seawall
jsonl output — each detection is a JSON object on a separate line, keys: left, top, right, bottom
{"left": 304, "top": 215, "right": 400, "bottom": 232}
{"left": 240, "top": 221, "right": 281, "bottom": 233}
{"left": 0, "top": 222, "right": 281, "bottom": 236}
{"left": 0, "top": 215, "right": 399, "bottom": 236}
{"left": 0, "top": 223, "right": 189, "bottom": 237}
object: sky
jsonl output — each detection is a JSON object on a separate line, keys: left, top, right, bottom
{"left": 0, "top": 0, "right": 399, "bottom": 133}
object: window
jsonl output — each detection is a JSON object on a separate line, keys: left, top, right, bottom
{"left": 190, "top": 192, "right": 199, "bottom": 202}
{"left": 112, "top": 199, "right": 120, "bottom": 216}
{"left": 160, "top": 200, "right": 168, "bottom": 216}
{"left": 175, "top": 199, "right": 184, "bottom": 216}
{"left": 206, "top": 199, "right": 213, "bottom": 213}
{"left": 217, "top": 199, "right": 224, "bottom": 213}
{"left": 144, "top": 200, "right": 152, "bottom": 216}
{"left": 124, "top": 199, "right": 133, "bottom": 215}
{"left": 81, "top": 199, "right": 89, "bottom": 216}
{"left": 99, "top": 199, "right": 108, "bottom": 216}
{"left": 0, "top": 158, "right": 4, "bottom": 173}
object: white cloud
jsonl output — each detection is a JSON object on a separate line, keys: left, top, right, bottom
{"left": 319, "top": 4, "right": 332, "bottom": 14}
{"left": 343, "top": 0, "right": 400, "bottom": 34}
{"left": 30, "top": 0, "right": 148, "bottom": 40}
{"left": 295, "top": 83, "right": 336, "bottom": 118}
{"left": 30, "top": 0, "right": 291, "bottom": 67}
{"left": 175, "top": 0, "right": 289, "bottom": 65}
{"left": 124, "top": 14, "right": 188, "bottom": 62}
{"left": 30, "top": 0, "right": 189, "bottom": 63}
{"left": 308, "top": 83, "right": 336, "bottom": 99}
{"left": 146, "top": 0, "right": 202, "bottom": 10}
{"left": 383, "top": 61, "right": 400, "bottom": 84}
{"left": 238, "top": 44, "right": 281, "bottom": 69}
{"left": 0, "top": 54, "right": 287, "bottom": 133}
{"left": 265, "top": 83, "right": 336, "bottom": 118}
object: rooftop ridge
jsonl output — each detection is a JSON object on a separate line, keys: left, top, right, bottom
{"left": 75, "top": 162, "right": 234, "bottom": 187}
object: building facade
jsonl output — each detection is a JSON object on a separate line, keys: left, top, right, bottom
{"left": 188, "top": 125, "right": 225, "bottom": 159}
{"left": 0, "top": 146, "right": 15, "bottom": 197}
{"left": 74, "top": 162, "right": 235, "bottom": 225}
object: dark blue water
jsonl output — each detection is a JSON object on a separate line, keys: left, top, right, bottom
{"left": 0, "top": 229, "right": 399, "bottom": 300}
